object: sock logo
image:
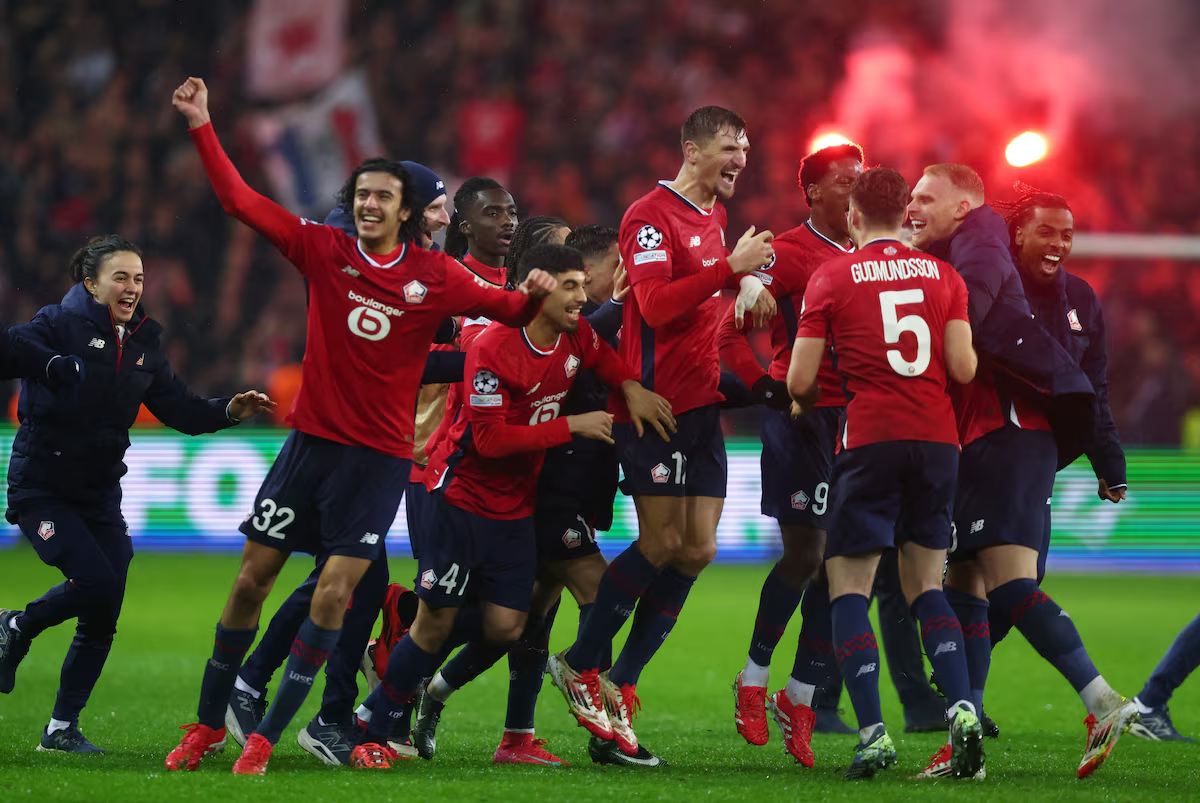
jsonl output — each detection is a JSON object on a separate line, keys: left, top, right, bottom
{"left": 856, "top": 662, "right": 877, "bottom": 677}
{"left": 933, "top": 641, "right": 957, "bottom": 657}
{"left": 287, "top": 670, "right": 315, "bottom": 686}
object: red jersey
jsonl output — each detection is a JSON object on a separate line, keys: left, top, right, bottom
{"left": 951, "top": 364, "right": 1051, "bottom": 446}
{"left": 796, "top": 240, "right": 968, "bottom": 449}
{"left": 425, "top": 317, "right": 634, "bottom": 519}
{"left": 614, "top": 182, "right": 742, "bottom": 419}
{"left": 190, "top": 123, "right": 540, "bottom": 460}
{"left": 718, "top": 221, "right": 852, "bottom": 408}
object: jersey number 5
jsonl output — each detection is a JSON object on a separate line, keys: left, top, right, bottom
{"left": 879, "top": 290, "right": 931, "bottom": 377}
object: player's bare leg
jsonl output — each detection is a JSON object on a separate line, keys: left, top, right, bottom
{"left": 976, "top": 544, "right": 1136, "bottom": 778}
{"left": 740, "top": 524, "right": 824, "bottom": 746}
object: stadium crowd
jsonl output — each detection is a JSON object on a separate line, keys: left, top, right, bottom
{"left": 1, "top": 0, "right": 1199, "bottom": 441}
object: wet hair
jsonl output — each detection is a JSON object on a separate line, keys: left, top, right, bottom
{"left": 849, "top": 168, "right": 910, "bottom": 229}
{"left": 923, "top": 163, "right": 985, "bottom": 203}
{"left": 444, "top": 176, "right": 505, "bottom": 260}
{"left": 515, "top": 243, "right": 586, "bottom": 283}
{"left": 680, "top": 106, "right": 747, "bottom": 149}
{"left": 564, "top": 224, "right": 619, "bottom": 262}
{"left": 335, "top": 158, "right": 422, "bottom": 243}
{"left": 69, "top": 234, "right": 143, "bottom": 283}
{"left": 998, "top": 183, "right": 1073, "bottom": 251}
{"left": 505, "top": 215, "right": 570, "bottom": 285}
{"left": 798, "top": 142, "right": 865, "bottom": 206}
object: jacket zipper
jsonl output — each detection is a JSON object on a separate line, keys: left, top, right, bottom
{"left": 109, "top": 309, "right": 147, "bottom": 374}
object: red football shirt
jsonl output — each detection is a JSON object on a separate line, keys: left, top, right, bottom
{"left": 614, "top": 182, "right": 742, "bottom": 419}
{"left": 425, "top": 317, "right": 635, "bottom": 519}
{"left": 719, "top": 221, "right": 852, "bottom": 407}
{"left": 190, "top": 123, "right": 541, "bottom": 460}
{"left": 796, "top": 239, "right": 968, "bottom": 449}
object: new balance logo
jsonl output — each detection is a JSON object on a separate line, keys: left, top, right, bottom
{"left": 88, "top": 338, "right": 105, "bottom": 349}
{"left": 856, "top": 662, "right": 877, "bottom": 677}
{"left": 689, "top": 236, "right": 701, "bottom": 247}
{"left": 970, "top": 519, "right": 985, "bottom": 533}
{"left": 342, "top": 265, "right": 361, "bottom": 278}
{"left": 360, "top": 533, "right": 380, "bottom": 545}
{"left": 933, "top": 641, "right": 957, "bottom": 657}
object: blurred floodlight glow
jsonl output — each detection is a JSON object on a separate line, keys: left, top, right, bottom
{"left": 1006, "top": 131, "right": 1049, "bottom": 167}
{"left": 808, "top": 131, "right": 854, "bottom": 154}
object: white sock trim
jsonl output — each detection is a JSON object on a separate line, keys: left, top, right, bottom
{"left": 427, "top": 673, "right": 456, "bottom": 703}
{"left": 8, "top": 614, "right": 20, "bottom": 633}
{"left": 504, "top": 728, "right": 535, "bottom": 735}
{"left": 234, "top": 675, "right": 262, "bottom": 699}
{"left": 1079, "top": 676, "right": 1123, "bottom": 717}
{"left": 741, "top": 658, "right": 770, "bottom": 688}
{"left": 785, "top": 678, "right": 816, "bottom": 707}
{"left": 356, "top": 704, "right": 373, "bottom": 723}
{"left": 946, "top": 699, "right": 977, "bottom": 718}
{"left": 47, "top": 717, "right": 72, "bottom": 734}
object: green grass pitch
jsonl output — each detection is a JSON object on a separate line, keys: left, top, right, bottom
{"left": 1, "top": 548, "right": 1199, "bottom": 802}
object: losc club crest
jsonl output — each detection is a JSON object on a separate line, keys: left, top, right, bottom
{"left": 37, "top": 521, "right": 55, "bottom": 540}
{"left": 651, "top": 463, "right": 671, "bottom": 484}
{"left": 636, "top": 225, "right": 663, "bottom": 250}
{"left": 403, "top": 280, "right": 427, "bottom": 305}
{"left": 883, "top": 245, "right": 898, "bottom": 256}
{"left": 565, "top": 355, "right": 580, "bottom": 378}
{"left": 790, "top": 490, "right": 810, "bottom": 511}
{"left": 420, "top": 569, "right": 437, "bottom": 590}
{"left": 562, "top": 528, "right": 583, "bottom": 549}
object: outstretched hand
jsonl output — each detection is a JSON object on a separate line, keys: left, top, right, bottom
{"left": 228, "top": 390, "right": 276, "bottom": 422}
{"left": 172, "top": 77, "right": 211, "bottom": 129}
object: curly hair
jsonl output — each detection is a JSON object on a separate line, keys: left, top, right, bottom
{"left": 505, "top": 215, "right": 570, "bottom": 285}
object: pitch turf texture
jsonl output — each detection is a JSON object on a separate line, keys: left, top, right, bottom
{"left": 1, "top": 550, "right": 1198, "bottom": 802}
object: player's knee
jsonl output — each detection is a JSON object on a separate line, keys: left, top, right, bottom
{"left": 483, "top": 619, "right": 524, "bottom": 647}
{"left": 636, "top": 529, "right": 684, "bottom": 567}
{"left": 231, "top": 565, "right": 274, "bottom": 607}
{"left": 677, "top": 540, "right": 718, "bottom": 570}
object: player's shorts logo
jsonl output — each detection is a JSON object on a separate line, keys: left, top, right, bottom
{"left": 348, "top": 306, "right": 392, "bottom": 341}
{"left": 636, "top": 225, "right": 664, "bottom": 250}
{"left": 564, "top": 355, "right": 580, "bottom": 378}
{"left": 790, "top": 490, "right": 810, "bottom": 510}
{"left": 404, "top": 280, "right": 428, "bottom": 305}
{"left": 420, "top": 569, "right": 437, "bottom": 590}
{"left": 473, "top": 370, "right": 500, "bottom": 394}
{"left": 651, "top": 463, "right": 671, "bottom": 483}
{"left": 37, "top": 521, "right": 55, "bottom": 540}
{"left": 562, "top": 528, "right": 583, "bottom": 549}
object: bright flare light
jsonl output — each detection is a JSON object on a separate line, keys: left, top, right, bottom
{"left": 809, "top": 131, "right": 854, "bottom": 154}
{"left": 1006, "top": 131, "right": 1049, "bottom": 167}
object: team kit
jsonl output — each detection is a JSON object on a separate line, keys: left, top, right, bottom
{"left": 1, "top": 77, "right": 1172, "bottom": 782}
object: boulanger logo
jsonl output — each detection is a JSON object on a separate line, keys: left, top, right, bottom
{"left": 347, "top": 289, "right": 404, "bottom": 341}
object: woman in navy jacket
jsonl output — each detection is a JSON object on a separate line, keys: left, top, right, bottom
{"left": 0, "top": 235, "right": 274, "bottom": 753}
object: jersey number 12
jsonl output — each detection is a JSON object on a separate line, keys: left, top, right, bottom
{"left": 879, "top": 290, "right": 931, "bottom": 377}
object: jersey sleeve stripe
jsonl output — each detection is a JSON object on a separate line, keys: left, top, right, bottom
{"left": 639, "top": 319, "right": 656, "bottom": 391}
{"left": 781, "top": 297, "right": 799, "bottom": 343}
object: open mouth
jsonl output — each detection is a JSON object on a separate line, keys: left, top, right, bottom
{"left": 1039, "top": 253, "right": 1062, "bottom": 273}
{"left": 359, "top": 214, "right": 383, "bottom": 228}
{"left": 498, "top": 232, "right": 514, "bottom": 247}
{"left": 910, "top": 218, "right": 927, "bottom": 236}
{"left": 719, "top": 169, "right": 739, "bottom": 187}
{"left": 117, "top": 298, "right": 135, "bottom": 314}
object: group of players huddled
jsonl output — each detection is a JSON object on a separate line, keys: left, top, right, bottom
{"left": 3, "top": 74, "right": 1197, "bottom": 781}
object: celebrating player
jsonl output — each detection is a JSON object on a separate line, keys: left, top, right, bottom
{"left": 787, "top": 167, "right": 984, "bottom": 780}
{"left": 719, "top": 142, "right": 860, "bottom": 752}
{"left": 351, "top": 243, "right": 675, "bottom": 769}
{"left": 163, "top": 77, "right": 555, "bottom": 776}
{"left": 0, "top": 235, "right": 272, "bottom": 754}
{"left": 547, "top": 106, "right": 776, "bottom": 760}
{"left": 908, "top": 164, "right": 1137, "bottom": 779}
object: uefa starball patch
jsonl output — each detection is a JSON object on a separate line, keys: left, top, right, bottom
{"left": 473, "top": 370, "right": 499, "bottom": 394}
{"left": 636, "top": 225, "right": 664, "bottom": 250}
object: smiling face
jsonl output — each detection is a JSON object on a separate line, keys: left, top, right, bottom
{"left": 423, "top": 194, "right": 451, "bottom": 235}
{"left": 541, "top": 269, "right": 588, "bottom": 334}
{"left": 810, "top": 157, "right": 864, "bottom": 239}
{"left": 906, "top": 172, "right": 971, "bottom": 250}
{"left": 85, "top": 250, "right": 144, "bottom": 324}
{"left": 583, "top": 242, "right": 620, "bottom": 304}
{"left": 1014, "top": 206, "right": 1074, "bottom": 285}
{"left": 464, "top": 188, "right": 519, "bottom": 260}
{"left": 353, "top": 171, "right": 411, "bottom": 247}
{"left": 690, "top": 128, "right": 750, "bottom": 201}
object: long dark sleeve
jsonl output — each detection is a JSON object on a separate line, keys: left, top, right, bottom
{"left": 0, "top": 325, "right": 60, "bottom": 382}
{"left": 1080, "top": 301, "right": 1126, "bottom": 485}
{"left": 143, "top": 357, "right": 235, "bottom": 435}
{"left": 585, "top": 299, "right": 625, "bottom": 343}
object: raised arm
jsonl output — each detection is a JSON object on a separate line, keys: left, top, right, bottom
{"left": 447, "top": 257, "right": 554, "bottom": 329}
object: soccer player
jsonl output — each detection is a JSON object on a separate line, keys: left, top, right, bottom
{"left": 163, "top": 77, "right": 555, "bottom": 776}
{"left": 787, "top": 167, "right": 984, "bottom": 780}
{"left": 444, "top": 177, "right": 518, "bottom": 278}
{"left": 0, "top": 235, "right": 272, "bottom": 753}
{"left": 719, "top": 142, "right": 860, "bottom": 752}
{"left": 547, "top": 106, "right": 775, "bottom": 759}
{"left": 223, "top": 164, "right": 459, "bottom": 763}
{"left": 1132, "top": 616, "right": 1200, "bottom": 741}
{"left": 907, "top": 164, "right": 1137, "bottom": 779}
{"left": 351, "top": 243, "right": 675, "bottom": 769}
{"left": 409, "top": 225, "right": 632, "bottom": 767}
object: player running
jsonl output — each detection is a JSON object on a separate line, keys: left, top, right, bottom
{"left": 350, "top": 243, "right": 675, "bottom": 769}
{"left": 163, "top": 77, "right": 555, "bottom": 776}
{"left": 907, "top": 164, "right": 1137, "bottom": 779}
{"left": 719, "top": 142, "right": 861, "bottom": 752}
{"left": 547, "top": 105, "right": 775, "bottom": 761}
{"left": 0, "top": 235, "right": 271, "bottom": 753}
{"left": 787, "top": 167, "right": 983, "bottom": 780}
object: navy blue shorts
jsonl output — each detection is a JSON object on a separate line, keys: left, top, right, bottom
{"left": 616, "top": 405, "right": 727, "bottom": 498}
{"left": 405, "top": 473, "right": 435, "bottom": 561}
{"left": 824, "top": 441, "right": 959, "bottom": 559}
{"left": 760, "top": 406, "right": 841, "bottom": 527}
{"left": 239, "top": 431, "right": 410, "bottom": 561}
{"left": 950, "top": 426, "right": 1056, "bottom": 562}
{"left": 418, "top": 492, "right": 536, "bottom": 612}
{"left": 535, "top": 505, "right": 602, "bottom": 563}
